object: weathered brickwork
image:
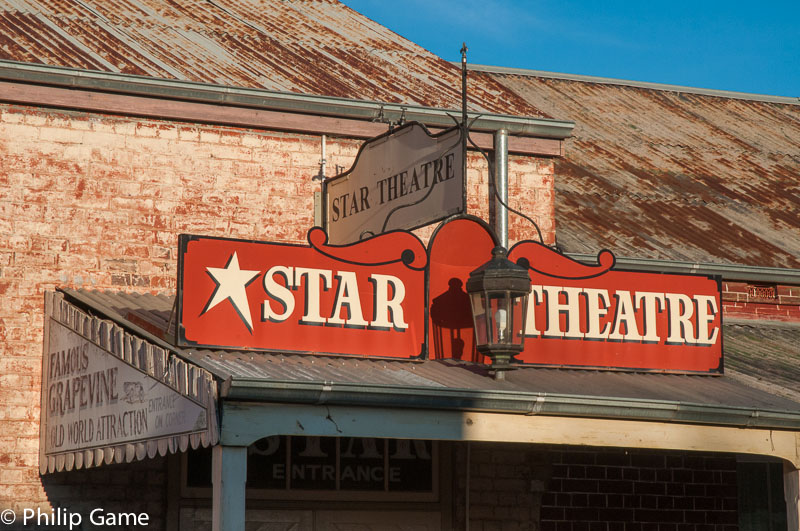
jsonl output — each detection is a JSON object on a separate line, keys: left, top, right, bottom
{"left": 451, "top": 444, "right": 739, "bottom": 531}
{"left": 540, "top": 449, "right": 738, "bottom": 531}
{"left": 722, "top": 281, "right": 800, "bottom": 322}
{"left": 453, "top": 442, "right": 552, "bottom": 531}
{"left": 464, "top": 151, "right": 555, "bottom": 245}
{"left": 0, "top": 102, "right": 555, "bottom": 517}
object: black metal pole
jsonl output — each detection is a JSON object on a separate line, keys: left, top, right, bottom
{"left": 460, "top": 42, "right": 468, "bottom": 214}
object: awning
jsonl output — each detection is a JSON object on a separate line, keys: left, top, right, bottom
{"left": 49, "top": 288, "right": 800, "bottom": 468}
{"left": 40, "top": 291, "right": 219, "bottom": 473}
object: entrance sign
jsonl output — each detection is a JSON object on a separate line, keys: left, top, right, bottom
{"left": 247, "top": 436, "right": 435, "bottom": 494}
{"left": 427, "top": 218, "right": 723, "bottom": 373}
{"left": 43, "top": 320, "right": 208, "bottom": 455}
{"left": 323, "top": 122, "right": 464, "bottom": 245}
{"left": 177, "top": 228, "right": 427, "bottom": 357}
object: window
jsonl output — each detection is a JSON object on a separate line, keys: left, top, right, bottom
{"left": 184, "top": 436, "right": 438, "bottom": 502}
{"left": 738, "top": 460, "right": 787, "bottom": 531}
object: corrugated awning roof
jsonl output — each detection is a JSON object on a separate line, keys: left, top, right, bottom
{"left": 477, "top": 68, "right": 800, "bottom": 269}
{"left": 61, "top": 288, "right": 800, "bottom": 430}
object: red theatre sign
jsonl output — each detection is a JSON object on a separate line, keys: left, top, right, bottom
{"left": 177, "top": 229, "right": 427, "bottom": 357}
{"left": 178, "top": 217, "right": 723, "bottom": 373}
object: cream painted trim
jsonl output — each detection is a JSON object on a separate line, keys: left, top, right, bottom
{"left": 462, "top": 412, "right": 800, "bottom": 469}
{"left": 222, "top": 402, "right": 800, "bottom": 469}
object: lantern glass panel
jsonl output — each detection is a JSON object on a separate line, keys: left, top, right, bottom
{"left": 511, "top": 293, "right": 528, "bottom": 347}
{"left": 470, "top": 291, "right": 488, "bottom": 346}
{"left": 487, "top": 291, "right": 512, "bottom": 344}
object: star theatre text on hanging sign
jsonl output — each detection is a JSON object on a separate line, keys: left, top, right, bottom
{"left": 44, "top": 320, "right": 207, "bottom": 455}
{"left": 323, "top": 122, "right": 464, "bottom": 245}
{"left": 426, "top": 218, "right": 723, "bottom": 373}
{"left": 176, "top": 228, "right": 426, "bottom": 357}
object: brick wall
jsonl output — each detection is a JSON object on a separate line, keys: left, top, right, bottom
{"left": 540, "top": 449, "right": 738, "bottom": 531}
{"left": 0, "top": 103, "right": 343, "bottom": 517}
{"left": 451, "top": 444, "right": 739, "bottom": 531}
{"left": 722, "top": 281, "right": 800, "bottom": 322}
{"left": 453, "top": 442, "right": 553, "bottom": 531}
{"left": 0, "top": 102, "right": 556, "bottom": 517}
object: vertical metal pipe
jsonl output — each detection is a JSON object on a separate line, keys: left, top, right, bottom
{"left": 315, "top": 135, "right": 327, "bottom": 228}
{"left": 493, "top": 128, "right": 509, "bottom": 247}
{"left": 321, "top": 134, "right": 327, "bottom": 177}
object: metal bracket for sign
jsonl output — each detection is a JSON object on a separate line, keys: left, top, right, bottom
{"left": 378, "top": 127, "right": 463, "bottom": 235}
{"left": 320, "top": 46, "right": 470, "bottom": 244}
{"left": 460, "top": 43, "right": 469, "bottom": 236}
{"left": 313, "top": 190, "right": 322, "bottom": 227}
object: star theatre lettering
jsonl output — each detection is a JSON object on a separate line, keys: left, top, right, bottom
{"left": 260, "top": 265, "right": 408, "bottom": 331}
{"left": 324, "top": 122, "right": 464, "bottom": 245}
{"left": 523, "top": 286, "right": 718, "bottom": 345}
{"left": 507, "top": 239, "right": 722, "bottom": 371}
{"left": 426, "top": 218, "right": 723, "bottom": 373}
{"left": 328, "top": 151, "right": 457, "bottom": 224}
{"left": 179, "top": 217, "right": 723, "bottom": 373}
{"left": 177, "top": 228, "right": 427, "bottom": 356}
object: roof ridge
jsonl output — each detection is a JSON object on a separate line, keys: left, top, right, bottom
{"left": 465, "top": 63, "right": 800, "bottom": 105}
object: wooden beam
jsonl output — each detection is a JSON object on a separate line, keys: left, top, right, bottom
{"left": 220, "top": 402, "right": 800, "bottom": 467}
{"left": 0, "top": 81, "right": 562, "bottom": 156}
{"left": 463, "top": 412, "right": 800, "bottom": 469}
{"left": 212, "top": 445, "right": 247, "bottom": 531}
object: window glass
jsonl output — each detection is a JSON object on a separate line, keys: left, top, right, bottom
{"left": 738, "top": 461, "right": 787, "bottom": 531}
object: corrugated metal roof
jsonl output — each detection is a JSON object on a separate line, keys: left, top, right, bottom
{"left": 64, "top": 289, "right": 800, "bottom": 416}
{"left": 193, "top": 349, "right": 800, "bottom": 413}
{"left": 479, "top": 70, "right": 800, "bottom": 268}
{"left": 723, "top": 319, "right": 800, "bottom": 403}
{"left": 0, "top": 0, "right": 545, "bottom": 117}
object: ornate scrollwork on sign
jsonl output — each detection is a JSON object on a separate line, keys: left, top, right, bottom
{"left": 306, "top": 227, "right": 427, "bottom": 271}
{"left": 509, "top": 240, "right": 615, "bottom": 280}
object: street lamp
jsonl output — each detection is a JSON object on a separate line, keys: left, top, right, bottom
{"left": 466, "top": 246, "right": 532, "bottom": 379}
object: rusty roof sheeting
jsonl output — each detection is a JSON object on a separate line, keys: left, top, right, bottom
{"left": 0, "top": 0, "right": 545, "bottom": 117}
{"left": 723, "top": 319, "right": 800, "bottom": 404}
{"left": 481, "top": 71, "right": 800, "bottom": 268}
{"left": 195, "top": 349, "right": 800, "bottom": 415}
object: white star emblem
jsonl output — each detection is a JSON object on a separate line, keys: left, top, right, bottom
{"left": 202, "top": 252, "right": 261, "bottom": 332}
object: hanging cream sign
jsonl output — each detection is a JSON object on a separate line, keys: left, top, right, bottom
{"left": 43, "top": 320, "right": 208, "bottom": 455}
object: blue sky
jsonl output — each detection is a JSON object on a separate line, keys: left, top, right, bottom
{"left": 341, "top": 0, "right": 798, "bottom": 97}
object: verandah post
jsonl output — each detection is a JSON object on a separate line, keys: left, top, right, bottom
{"left": 212, "top": 444, "right": 247, "bottom": 531}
